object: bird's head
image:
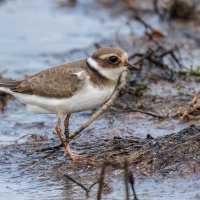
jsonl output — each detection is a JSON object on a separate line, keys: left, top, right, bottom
{"left": 87, "top": 47, "right": 139, "bottom": 81}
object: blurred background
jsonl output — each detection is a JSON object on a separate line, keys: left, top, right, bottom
{"left": 0, "top": 0, "right": 129, "bottom": 78}
{"left": 1, "top": 0, "right": 200, "bottom": 78}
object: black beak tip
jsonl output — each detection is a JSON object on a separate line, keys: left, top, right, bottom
{"left": 128, "top": 63, "right": 141, "bottom": 71}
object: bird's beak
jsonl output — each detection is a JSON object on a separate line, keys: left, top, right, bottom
{"left": 127, "top": 62, "right": 141, "bottom": 70}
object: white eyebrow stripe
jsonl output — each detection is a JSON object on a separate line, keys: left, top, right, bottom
{"left": 99, "top": 54, "right": 118, "bottom": 59}
{"left": 122, "top": 53, "right": 128, "bottom": 62}
{"left": 99, "top": 53, "right": 128, "bottom": 62}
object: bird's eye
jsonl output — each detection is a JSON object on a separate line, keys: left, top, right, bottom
{"left": 108, "top": 56, "right": 119, "bottom": 64}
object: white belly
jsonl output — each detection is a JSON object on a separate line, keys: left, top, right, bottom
{"left": 5, "top": 82, "right": 115, "bottom": 114}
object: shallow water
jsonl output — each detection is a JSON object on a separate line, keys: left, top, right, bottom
{"left": 0, "top": 0, "right": 124, "bottom": 78}
{"left": 0, "top": 98, "right": 190, "bottom": 145}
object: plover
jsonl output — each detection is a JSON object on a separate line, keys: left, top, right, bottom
{"left": 0, "top": 47, "right": 139, "bottom": 159}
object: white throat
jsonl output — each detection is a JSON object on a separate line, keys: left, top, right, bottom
{"left": 87, "top": 57, "right": 126, "bottom": 81}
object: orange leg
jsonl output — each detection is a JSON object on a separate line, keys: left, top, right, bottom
{"left": 55, "top": 115, "right": 66, "bottom": 146}
{"left": 55, "top": 114, "right": 75, "bottom": 160}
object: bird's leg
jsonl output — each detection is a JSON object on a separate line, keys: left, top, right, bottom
{"left": 57, "top": 114, "right": 76, "bottom": 160}
{"left": 31, "top": 115, "right": 75, "bottom": 158}
{"left": 64, "top": 114, "right": 71, "bottom": 139}
{"left": 55, "top": 115, "right": 74, "bottom": 160}
{"left": 55, "top": 115, "right": 67, "bottom": 147}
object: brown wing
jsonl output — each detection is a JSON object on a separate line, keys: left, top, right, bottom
{"left": 11, "top": 61, "right": 86, "bottom": 98}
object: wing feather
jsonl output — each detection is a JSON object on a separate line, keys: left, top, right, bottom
{"left": 11, "top": 61, "right": 86, "bottom": 98}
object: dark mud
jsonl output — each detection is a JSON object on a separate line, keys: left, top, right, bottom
{"left": 0, "top": 0, "right": 200, "bottom": 199}
{"left": 2, "top": 124, "right": 199, "bottom": 175}
{"left": 0, "top": 123, "right": 200, "bottom": 200}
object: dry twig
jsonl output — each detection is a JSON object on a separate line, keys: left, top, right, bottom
{"left": 128, "top": 45, "right": 185, "bottom": 81}
{"left": 64, "top": 173, "right": 98, "bottom": 197}
{"left": 179, "top": 92, "right": 200, "bottom": 121}
{"left": 131, "top": 14, "right": 166, "bottom": 40}
{"left": 126, "top": 108, "right": 168, "bottom": 118}
{"left": 64, "top": 159, "right": 138, "bottom": 199}
{"left": 97, "top": 159, "right": 138, "bottom": 200}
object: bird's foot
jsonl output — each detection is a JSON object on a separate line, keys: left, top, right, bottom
{"left": 64, "top": 142, "right": 80, "bottom": 160}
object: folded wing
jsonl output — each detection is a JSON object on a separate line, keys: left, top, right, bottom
{"left": 0, "top": 64, "right": 85, "bottom": 99}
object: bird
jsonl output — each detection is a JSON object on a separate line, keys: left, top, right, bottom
{"left": 0, "top": 47, "right": 139, "bottom": 160}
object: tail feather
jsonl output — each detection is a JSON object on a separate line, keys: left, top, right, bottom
{"left": 0, "top": 80, "right": 21, "bottom": 89}
{"left": 0, "top": 79, "right": 22, "bottom": 94}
